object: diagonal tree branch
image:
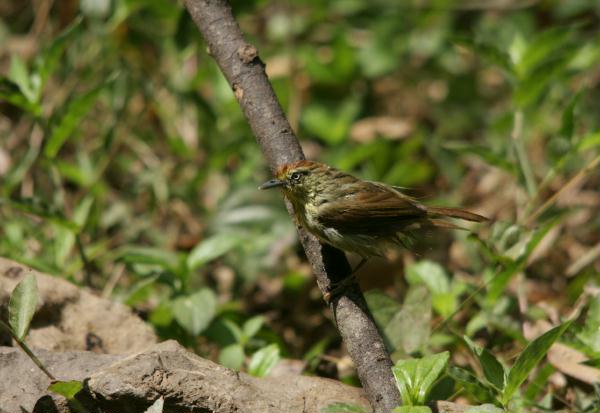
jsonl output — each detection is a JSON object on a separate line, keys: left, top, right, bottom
{"left": 184, "top": 1, "right": 401, "bottom": 411}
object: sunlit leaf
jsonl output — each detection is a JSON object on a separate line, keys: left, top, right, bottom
{"left": 406, "top": 260, "right": 450, "bottom": 294}
{"left": 117, "top": 246, "right": 181, "bottom": 272}
{"left": 9, "top": 274, "right": 38, "bottom": 340}
{"left": 487, "top": 217, "right": 563, "bottom": 302}
{"left": 48, "top": 380, "right": 83, "bottom": 400}
{"left": 392, "top": 352, "right": 449, "bottom": 405}
{"left": 219, "top": 343, "right": 245, "bottom": 370}
{"left": 1, "top": 197, "right": 80, "bottom": 231}
{"left": 463, "top": 336, "right": 506, "bottom": 391}
{"left": 502, "top": 320, "right": 573, "bottom": 404}
{"left": 443, "top": 142, "right": 516, "bottom": 174}
{"left": 187, "top": 233, "right": 241, "bottom": 271}
{"left": 515, "top": 26, "right": 574, "bottom": 78}
{"left": 446, "top": 366, "right": 497, "bottom": 403}
{"left": 301, "top": 99, "right": 360, "bottom": 145}
{"left": 35, "top": 16, "right": 83, "bottom": 91}
{"left": 248, "top": 343, "right": 280, "bottom": 377}
{"left": 452, "top": 37, "right": 514, "bottom": 76}
{"left": 576, "top": 298, "right": 599, "bottom": 354}
{"left": 9, "top": 55, "right": 36, "bottom": 102}
{"left": 384, "top": 285, "right": 431, "bottom": 354}
{"left": 172, "top": 288, "right": 217, "bottom": 336}
{"left": 242, "top": 315, "right": 265, "bottom": 339}
{"left": 0, "top": 77, "right": 41, "bottom": 115}
{"left": 45, "top": 84, "right": 105, "bottom": 158}
{"left": 559, "top": 92, "right": 581, "bottom": 142}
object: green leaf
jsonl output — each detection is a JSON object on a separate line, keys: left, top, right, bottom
{"left": 577, "top": 132, "right": 599, "bottom": 152}
{"left": 502, "top": 320, "right": 573, "bottom": 404}
{"left": 576, "top": 298, "right": 599, "bottom": 354}
{"left": 1, "top": 197, "right": 80, "bottom": 231}
{"left": 53, "top": 195, "right": 94, "bottom": 268}
{"left": 443, "top": 142, "right": 517, "bottom": 174}
{"left": 219, "top": 343, "right": 245, "bottom": 370}
{"left": 392, "top": 407, "right": 432, "bottom": 413}
{"left": 452, "top": 37, "right": 514, "bottom": 76}
{"left": 463, "top": 336, "right": 506, "bottom": 391}
{"left": 392, "top": 352, "right": 450, "bottom": 405}
{"left": 513, "top": 56, "right": 572, "bottom": 108}
{"left": 35, "top": 16, "right": 83, "bottom": 92}
{"left": 365, "top": 289, "right": 403, "bottom": 328}
{"left": 487, "top": 217, "right": 563, "bottom": 302}
{"left": 248, "top": 343, "right": 280, "bottom": 377}
{"left": 406, "top": 260, "right": 450, "bottom": 294}
{"left": 405, "top": 261, "right": 456, "bottom": 318}
{"left": 9, "top": 55, "right": 36, "bottom": 103}
{"left": 242, "top": 315, "right": 265, "bottom": 339}
{"left": 0, "top": 77, "right": 41, "bottom": 115}
{"left": 8, "top": 274, "right": 38, "bottom": 340}
{"left": 45, "top": 85, "right": 105, "bottom": 159}
{"left": 446, "top": 366, "right": 497, "bottom": 402}
{"left": 559, "top": 92, "right": 581, "bottom": 142}
{"left": 186, "top": 233, "right": 240, "bottom": 270}
{"left": 301, "top": 98, "right": 360, "bottom": 145}
{"left": 321, "top": 402, "right": 369, "bottom": 413}
{"left": 117, "top": 246, "right": 180, "bottom": 272}
{"left": 172, "top": 288, "right": 217, "bottom": 336}
{"left": 48, "top": 380, "right": 83, "bottom": 400}
{"left": 384, "top": 285, "right": 431, "bottom": 354}
{"left": 515, "top": 27, "right": 574, "bottom": 78}
{"left": 222, "top": 319, "right": 244, "bottom": 343}
{"left": 143, "top": 397, "right": 164, "bottom": 413}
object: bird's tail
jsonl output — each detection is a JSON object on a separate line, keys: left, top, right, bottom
{"left": 427, "top": 206, "right": 488, "bottom": 223}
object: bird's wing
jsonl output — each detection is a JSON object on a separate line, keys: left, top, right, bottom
{"left": 317, "top": 184, "right": 427, "bottom": 234}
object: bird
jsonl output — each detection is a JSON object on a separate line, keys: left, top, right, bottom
{"left": 259, "top": 160, "right": 487, "bottom": 295}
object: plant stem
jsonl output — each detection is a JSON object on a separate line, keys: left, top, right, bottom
{"left": 512, "top": 110, "right": 537, "bottom": 198}
{"left": 525, "top": 155, "right": 599, "bottom": 225}
{"left": 0, "top": 319, "right": 56, "bottom": 380}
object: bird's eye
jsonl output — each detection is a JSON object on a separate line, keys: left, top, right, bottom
{"left": 290, "top": 172, "right": 303, "bottom": 183}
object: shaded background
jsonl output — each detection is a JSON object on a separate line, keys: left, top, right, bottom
{"left": 0, "top": 0, "right": 598, "bottom": 410}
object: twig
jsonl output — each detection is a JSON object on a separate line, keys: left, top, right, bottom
{"left": 183, "top": 1, "right": 400, "bottom": 411}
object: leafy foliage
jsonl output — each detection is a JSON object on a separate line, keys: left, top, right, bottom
{"left": 392, "top": 352, "right": 449, "bottom": 406}
{"left": 0, "top": 1, "right": 597, "bottom": 411}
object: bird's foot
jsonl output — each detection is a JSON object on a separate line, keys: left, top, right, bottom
{"left": 323, "top": 274, "right": 358, "bottom": 304}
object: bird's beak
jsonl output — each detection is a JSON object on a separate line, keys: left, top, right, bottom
{"left": 258, "top": 179, "right": 285, "bottom": 190}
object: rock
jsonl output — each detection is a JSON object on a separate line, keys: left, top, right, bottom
{"left": 0, "top": 257, "right": 157, "bottom": 353}
{"left": 87, "top": 340, "right": 370, "bottom": 413}
{"left": 0, "top": 341, "right": 369, "bottom": 413}
{"left": 0, "top": 346, "right": 122, "bottom": 413}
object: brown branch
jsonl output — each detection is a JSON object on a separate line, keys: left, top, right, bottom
{"left": 183, "top": 1, "right": 400, "bottom": 411}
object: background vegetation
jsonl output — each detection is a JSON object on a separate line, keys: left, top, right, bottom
{"left": 0, "top": 0, "right": 597, "bottom": 411}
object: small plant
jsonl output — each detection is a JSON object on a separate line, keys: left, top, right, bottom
{"left": 0, "top": 274, "right": 86, "bottom": 409}
{"left": 218, "top": 315, "right": 281, "bottom": 377}
{"left": 450, "top": 320, "right": 574, "bottom": 410}
{"left": 391, "top": 351, "right": 450, "bottom": 413}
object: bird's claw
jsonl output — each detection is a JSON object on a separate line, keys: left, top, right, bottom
{"left": 323, "top": 274, "right": 358, "bottom": 304}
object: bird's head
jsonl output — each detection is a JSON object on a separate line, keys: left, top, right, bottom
{"left": 259, "top": 160, "right": 326, "bottom": 203}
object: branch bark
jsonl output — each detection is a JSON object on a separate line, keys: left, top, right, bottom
{"left": 183, "top": 1, "right": 401, "bottom": 411}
